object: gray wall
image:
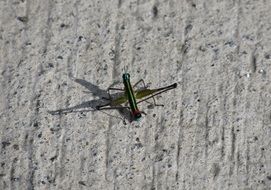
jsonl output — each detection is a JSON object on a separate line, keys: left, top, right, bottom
{"left": 0, "top": 0, "right": 270, "bottom": 189}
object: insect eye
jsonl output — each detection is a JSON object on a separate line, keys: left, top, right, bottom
{"left": 122, "top": 73, "right": 130, "bottom": 80}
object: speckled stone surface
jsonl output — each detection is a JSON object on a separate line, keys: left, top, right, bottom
{"left": 0, "top": 0, "right": 271, "bottom": 189}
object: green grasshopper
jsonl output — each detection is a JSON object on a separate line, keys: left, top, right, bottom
{"left": 96, "top": 73, "right": 177, "bottom": 121}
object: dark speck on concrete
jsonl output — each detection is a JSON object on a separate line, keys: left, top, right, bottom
{"left": 33, "top": 122, "right": 39, "bottom": 127}
{"left": 134, "top": 143, "right": 143, "bottom": 149}
{"left": 1, "top": 141, "right": 11, "bottom": 149}
{"left": 185, "top": 24, "right": 193, "bottom": 35}
{"left": 225, "top": 41, "right": 235, "bottom": 47}
{"left": 60, "top": 23, "right": 66, "bottom": 28}
{"left": 50, "top": 155, "right": 57, "bottom": 162}
{"left": 48, "top": 63, "right": 54, "bottom": 68}
{"left": 11, "top": 177, "right": 20, "bottom": 181}
{"left": 17, "top": 16, "right": 28, "bottom": 23}
{"left": 152, "top": 6, "right": 158, "bottom": 18}
{"left": 13, "top": 144, "right": 19, "bottom": 150}
{"left": 78, "top": 36, "right": 83, "bottom": 41}
{"left": 78, "top": 181, "right": 87, "bottom": 186}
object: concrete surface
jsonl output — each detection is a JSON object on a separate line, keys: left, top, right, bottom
{"left": 0, "top": 0, "right": 271, "bottom": 189}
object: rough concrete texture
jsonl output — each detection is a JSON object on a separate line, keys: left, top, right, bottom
{"left": 0, "top": 0, "right": 271, "bottom": 189}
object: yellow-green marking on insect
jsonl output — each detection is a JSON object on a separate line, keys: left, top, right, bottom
{"left": 122, "top": 73, "right": 142, "bottom": 120}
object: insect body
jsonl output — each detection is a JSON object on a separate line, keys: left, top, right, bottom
{"left": 122, "top": 73, "right": 142, "bottom": 120}
{"left": 96, "top": 73, "right": 177, "bottom": 121}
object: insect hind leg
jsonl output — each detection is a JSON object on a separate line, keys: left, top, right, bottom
{"left": 152, "top": 97, "right": 164, "bottom": 107}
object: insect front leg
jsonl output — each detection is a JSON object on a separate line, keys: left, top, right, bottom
{"left": 151, "top": 96, "right": 164, "bottom": 107}
{"left": 133, "top": 79, "right": 147, "bottom": 89}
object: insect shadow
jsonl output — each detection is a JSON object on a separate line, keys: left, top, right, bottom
{"left": 48, "top": 78, "right": 132, "bottom": 123}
